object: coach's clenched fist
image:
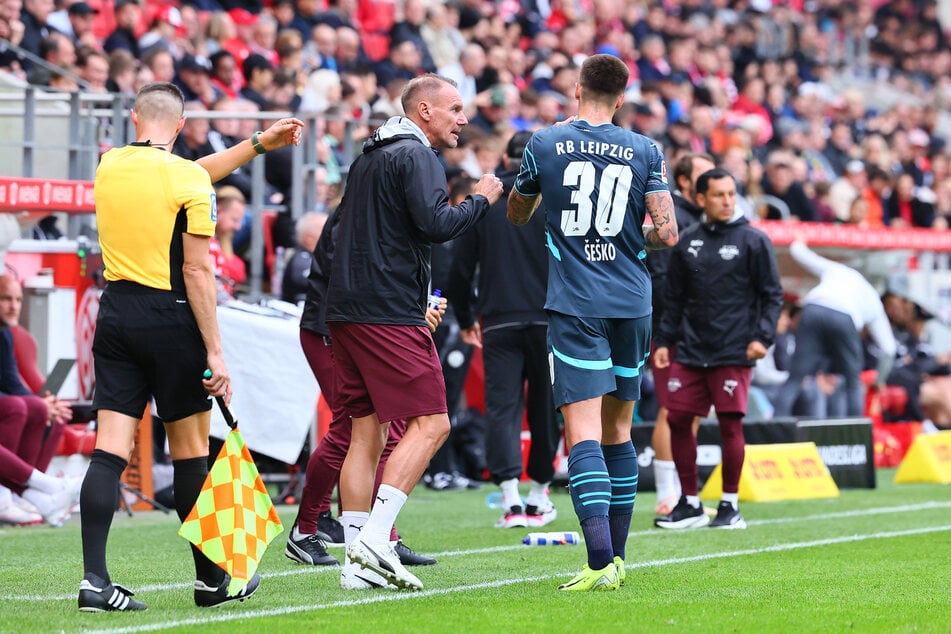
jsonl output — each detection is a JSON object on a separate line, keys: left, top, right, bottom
{"left": 473, "top": 173, "right": 505, "bottom": 205}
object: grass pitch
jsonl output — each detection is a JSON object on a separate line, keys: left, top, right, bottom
{"left": 0, "top": 468, "right": 948, "bottom": 634}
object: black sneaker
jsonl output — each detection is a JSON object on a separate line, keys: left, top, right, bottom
{"left": 709, "top": 501, "right": 747, "bottom": 529}
{"left": 316, "top": 511, "right": 345, "bottom": 546}
{"left": 78, "top": 574, "right": 147, "bottom": 612}
{"left": 194, "top": 573, "right": 261, "bottom": 608}
{"left": 425, "top": 472, "right": 467, "bottom": 490}
{"left": 654, "top": 496, "right": 711, "bottom": 529}
{"left": 394, "top": 540, "right": 437, "bottom": 566}
{"left": 285, "top": 532, "right": 340, "bottom": 566}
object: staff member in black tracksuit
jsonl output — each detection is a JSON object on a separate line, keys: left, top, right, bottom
{"left": 447, "top": 131, "right": 561, "bottom": 530}
{"left": 653, "top": 168, "right": 783, "bottom": 531}
{"left": 645, "top": 152, "right": 715, "bottom": 517}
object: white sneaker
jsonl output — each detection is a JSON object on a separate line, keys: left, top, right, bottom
{"left": 0, "top": 502, "right": 43, "bottom": 526}
{"left": 654, "top": 494, "right": 679, "bottom": 517}
{"left": 525, "top": 501, "right": 557, "bottom": 528}
{"left": 340, "top": 560, "right": 396, "bottom": 590}
{"left": 347, "top": 539, "right": 423, "bottom": 591}
{"left": 21, "top": 483, "right": 77, "bottom": 528}
{"left": 495, "top": 505, "right": 528, "bottom": 528}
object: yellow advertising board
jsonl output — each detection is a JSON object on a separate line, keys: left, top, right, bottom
{"left": 701, "top": 442, "right": 839, "bottom": 502}
{"left": 894, "top": 431, "right": 951, "bottom": 485}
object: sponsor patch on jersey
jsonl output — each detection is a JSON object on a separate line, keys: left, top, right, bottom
{"left": 660, "top": 159, "right": 668, "bottom": 184}
{"left": 209, "top": 192, "right": 217, "bottom": 223}
{"left": 718, "top": 244, "right": 739, "bottom": 260}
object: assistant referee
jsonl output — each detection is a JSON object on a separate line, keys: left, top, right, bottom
{"left": 77, "top": 82, "right": 302, "bottom": 613}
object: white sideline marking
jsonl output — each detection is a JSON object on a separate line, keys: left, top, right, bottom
{"left": 2, "top": 500, "right": 950, "bottom": 603}
{"left": 77, "top": 524, "right": 951, "bottom": 633}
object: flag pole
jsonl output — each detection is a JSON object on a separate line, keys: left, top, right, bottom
{"left": 204, "top": 369, "right": 237, "bottom": 430}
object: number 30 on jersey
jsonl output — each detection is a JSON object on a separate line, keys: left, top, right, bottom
{"left": 560, "top": 161, "right": 633, "bottom": 238}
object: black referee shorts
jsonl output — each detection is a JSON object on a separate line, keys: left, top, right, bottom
{"left": 91, "top": 281, "right": 212, "bottom": 422}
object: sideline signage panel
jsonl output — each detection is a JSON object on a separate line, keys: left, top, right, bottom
{"left": 0, "top": 177, "right": 95, "bottom": 213}
{"left": 894, "top": 431, "right": 951, "bottom": 484}
{"left": 700, "top": 442, "right": 840, "bottom": 502}
{"left": 630, "top": 418, "right": 874, "bottom": 492}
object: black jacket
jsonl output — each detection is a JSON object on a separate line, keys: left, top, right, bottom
{"left": 646, "top": 191, "right": 703, "bottom": 330}
{"left": 326, "top": 117, "right": 488, "bottom": 325}
{"left": 446, "top": 167, "right": 548, "bottom": 332}
{"left": 655, "top": 214, "right": 783, "bottom": 367}
{"left": 299, "top": 209, "right": 340, "bottom": 337}
{"left": 883, "top": 192, "right": 936, "bottom": 228}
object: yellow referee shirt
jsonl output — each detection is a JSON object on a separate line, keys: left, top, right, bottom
{"left": 95, "top": 143, "right": 217, "bottom": 293}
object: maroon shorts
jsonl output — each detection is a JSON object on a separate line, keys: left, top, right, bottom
{"left": 651, "top": 342, "right": 674, "bottom": 409}
{"left": 665, "top": 362, "right": 752, "bottom": 416}
{"left": 328, "top": 322, "right": 447, "bottom": 423}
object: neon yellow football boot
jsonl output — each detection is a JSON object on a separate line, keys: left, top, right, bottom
{"left": 557, "top": 562, "right": 620, "bottom": 592}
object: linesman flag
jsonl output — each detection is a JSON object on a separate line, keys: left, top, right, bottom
{"left": 178, "top": 394, "right": 283, "bottom": 594}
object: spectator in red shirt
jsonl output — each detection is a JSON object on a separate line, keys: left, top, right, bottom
{"left": 210, "top": 185, "right": 248, "bottom": 301}
{"left": 885, "top": 172, "right": 936, "bottom": 228}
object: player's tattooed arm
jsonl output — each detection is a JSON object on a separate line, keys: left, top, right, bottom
{"left": 507, "top": 189, "right": 541, "bottom": 226}
{"left": 644, "top": 191, "right": 679, "bottom": 250}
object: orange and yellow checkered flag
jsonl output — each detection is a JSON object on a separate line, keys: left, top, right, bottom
{"left": 178, "top": 396, "right": 283, "bottom": 594}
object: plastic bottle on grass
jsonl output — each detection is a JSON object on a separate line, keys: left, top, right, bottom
{"left": 522, "top": 532, "right": 580, "bottom": 546}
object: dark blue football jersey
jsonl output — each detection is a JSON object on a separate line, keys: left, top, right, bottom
{"left": 514, "top": 119, "right": 670, "bottom": 318}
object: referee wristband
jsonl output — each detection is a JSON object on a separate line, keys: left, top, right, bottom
{"left": 251, "top": 131, "right": 266, "bottom": 155}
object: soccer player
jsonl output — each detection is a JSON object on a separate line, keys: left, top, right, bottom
{"left": 653, "top": 168, "right": 783, "bottom": 530}
{"left": 508, "top": 54, "right": 679, "bottom": 591}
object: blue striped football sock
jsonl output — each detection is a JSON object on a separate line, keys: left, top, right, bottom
{"left": 603, "top": 440, "right": 638, "bottom": 560}
{"left": 567, "top": 439, "right": 613, "bottom": 570}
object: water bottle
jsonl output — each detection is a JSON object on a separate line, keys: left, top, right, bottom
{"left": 427, "top": 288, "right": 442, "bottom": 311}
{"left": 486, "top": 492, "right": 527, "bottom": 509}
{"left": 485, "top": 492, "right": 504, "bottom": 509}
{"left": 522, "top": 531, "right": 581, "bottom": 546}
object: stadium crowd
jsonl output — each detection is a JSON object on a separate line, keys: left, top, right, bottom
{"left": 2, "top": 0, "right": 951, "bottom": 535}
{"left": 3, "top": 0, "right": 951, "bottom": 231}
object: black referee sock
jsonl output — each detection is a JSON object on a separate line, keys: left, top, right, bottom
{"left": 81, "top": 449, "right": 127, "bottom": 583}
{"left": 173, "top": 456, "right": 226, "bottom": 586}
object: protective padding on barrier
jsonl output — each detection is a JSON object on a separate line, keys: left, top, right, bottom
{"left": 894, "top": 431, "right": 951, "bottom": 485}
{"left": 701, "top": 442, "right": 840, "bottom": 502}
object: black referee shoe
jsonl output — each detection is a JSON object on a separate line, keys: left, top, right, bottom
{"left": 78, "top": 574, "right": 147, "bottom": 612}
{"left": 394, "top": 540, "right": 437, "bottom": 566}
{"left": 194, "top": 573, "right": 260, "bottom": 608}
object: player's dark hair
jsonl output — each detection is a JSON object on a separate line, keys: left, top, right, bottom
{"left": 673, "top": 152, "right": 716, "bottom": 189}
{"left": 695, "top": 167, "right": 735, "bottom": 195}
{"left": 579, "top": 54, "right": 629, "bottom": 103}
{"left": 506, "top": 131, "right": 533, "bottom": 160}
